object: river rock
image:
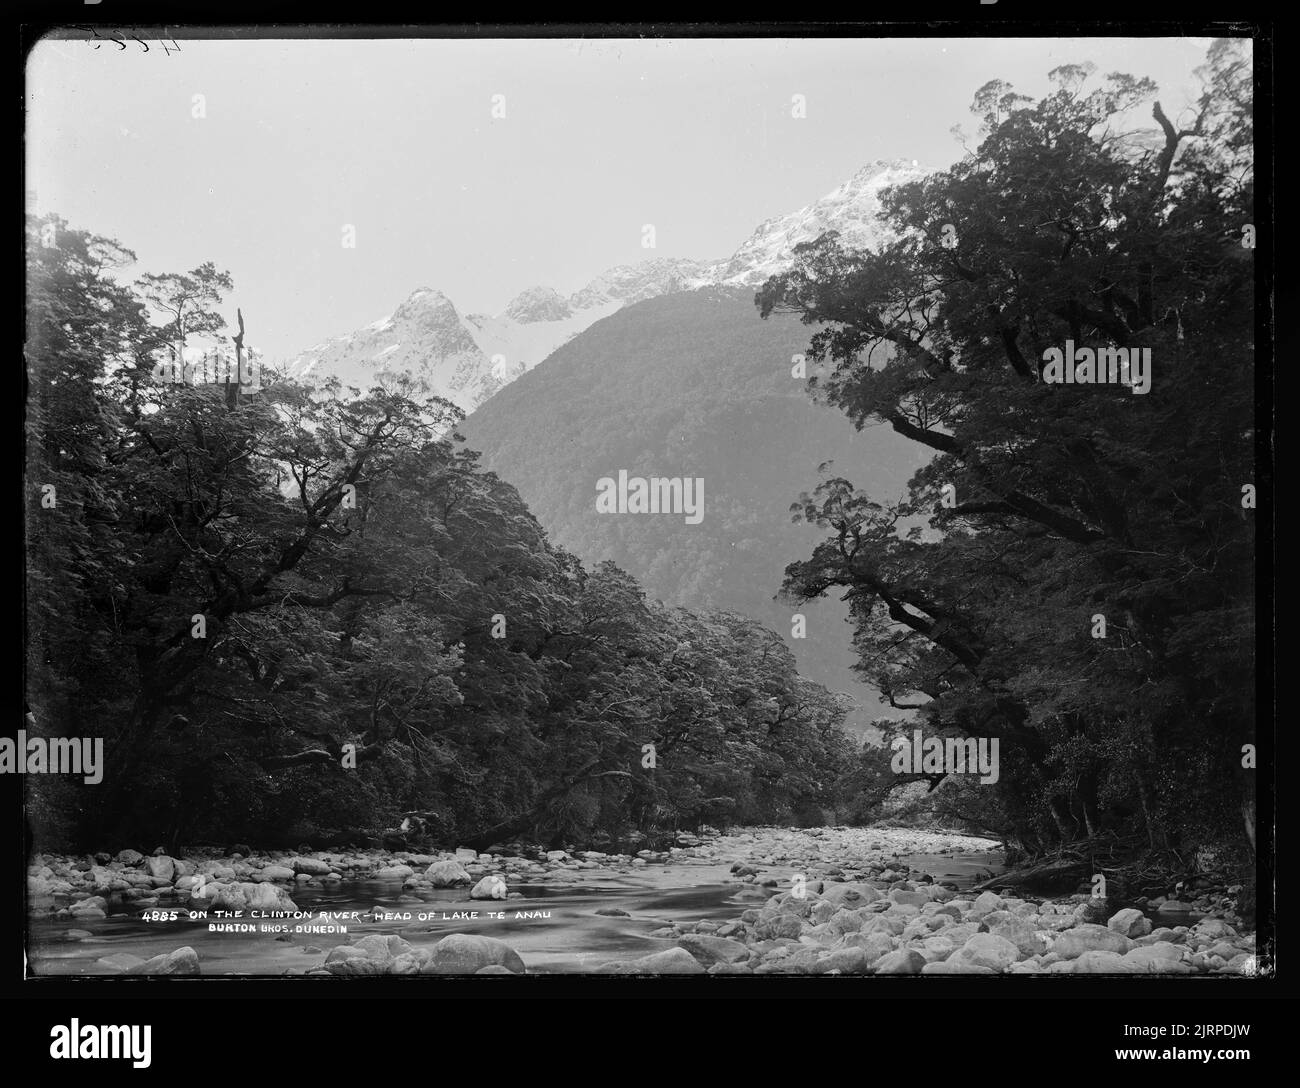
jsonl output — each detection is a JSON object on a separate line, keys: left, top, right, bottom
{"left": 129, "top": 946, "right": 200, "bottom": 975}
{"left": 1155, "top": 900, "right": 1193, "bottom": 913}
{"left": 844, "top": 931, "right": 897, "bottom": 965}
{"left": 917, "top": 933, "right": 959, "bottom": 962}
{"left": 922, "top": 960, "right": 997, "bottom": 974}
{"left": 597, "top": 948, "right": 707, "bottom": 974}
{"left": 821, "top": 883, "right": 883, "bottom": 907}
{"left": 949, "top": 932, "right": 1021, "bottom": 971}
{"left": 754, "top": 914, "right": 804, "bottom": 940}
{"left": 323, "top": 948, "right": 391, "bottom": 975}
{"left": 196, "top": 880, "right": 297, "bottom": 912}
{"left": 422, "top": 933, "right": 526, "bottom": 975}
{"left": 1107, "top": 908, "right": 1152, "bottom": 938}
{"left": 115, "top": 849, "right": 144, "bottom": 866}
{"left": 388, "top": 952, "right": 428, "bottom": 975}
{"left": 873, "top": 949, "right": 926, "bottom": 974}
{"left": 861, "top": 914, "right": 906, "bottom": 938}
{"left": 290, "top": 857, "right": 331, "bottom": 877}
{"left": 1071, "top": 950, "right": 1139, "bottom": 974}
{"left": 987, "top": 916, "right": 1048, "bottom": 957}
{"left": 888, "top": 888, "right": 930, "bottom": 908}
{"left": 425, "top": 860, "right": 471, "bottom": 887}
{"left": 1123, "top": 944, "right": 1196, "bottom": 973}
{"left": 353, "top": 934, "right": 416, "bottom": 962}
{"left": 969, "top": 890, "right": 1005, "bottom": 917}
{"left": 470, "top": 875, "right": 508, "bottom": 900}
{"left": 678, "top": 934, "right": 750, "bottom": 966}
{"left": 1193, "top": 919, "right": 1236, "bottom": 940}
{"left": 144, "top": 855, "right": 176, "bottom": 882}
{"left": 813, "top": 947, "right": 870, "bottom": 975}
{"left": 1052, "top": 924, "right": 1135, "bottom": 959}
{"left": 258, "top": 865, "right": 295, "bottom": 881}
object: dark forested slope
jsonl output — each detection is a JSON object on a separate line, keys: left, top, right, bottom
{"left": 459, "top": 286, "right": 929, "bottom": 733}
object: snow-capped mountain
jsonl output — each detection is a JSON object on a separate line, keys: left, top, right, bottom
{"left": 291, "top": 287, "right": 492, "bottom": 404}
{"left": 285, "top": 159, "right": 926, "bottom": 410}
{"left": 711, "top": 159, "right": 924, "bottom": 285}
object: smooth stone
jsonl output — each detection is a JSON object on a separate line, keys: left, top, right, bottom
{"left": 678, "top": 934, "right": 750, "bottom": 965}
{"left": 1107, "top": 907, "right": 1153, "bottom": 938}
{"left": 421, "top": 933, "right": 526, "bottom": 975}
{"left": 873, "top": 949, "right": 926, "bottom": 975}
{"left": 596, "top": 948, "right": 707, "bottom": 974}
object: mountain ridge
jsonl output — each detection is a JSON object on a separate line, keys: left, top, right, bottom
{"left": 284, "top": 159, "right": 928, "bottom": 409}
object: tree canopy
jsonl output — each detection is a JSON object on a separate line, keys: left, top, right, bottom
{"left": 758, "top": 41, "right": 1257, "bottom": 861}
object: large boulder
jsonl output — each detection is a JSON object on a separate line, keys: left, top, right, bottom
{"left": 888, "top": 888, "right": 930, "bottom": 908}
{"left": 290, "top": 857, "right": 331, "bottom": 877}
{"left": 1107, "top": 908, "right": 1153, "bottom": 938}
{"left": 597, "top": 948, "right": 707, "bottom": 975}
{"left": 128, "top": 946, "right": 200, "bottom": 976}
{"left": 144, "top": 855, "right": 176, "bottom": 882}
{"left": 987, "top": 916, "right": 1048, "bottom": 958}
{"left": 258, "top": 865, "right": 296, "bottom": 881}
{"left": 1071, "top": 950, "right": 1140, "bottom": 974}
{"left": 678, "top": 934, "right": 750, "bottom": 966}
{"left": 844, "top": 930, "right": 897, "bottom": 965}
{"left": 195, "top": 881, "right": 298, "bottom": 912}
{"left": 320, "top": 934, "right": 423, "bottom": 974}
{"left": 323, "top": 948, "right": 392, "bottom": 975}
{"left": 1193, "top": 919, "right": 1237, "bottom": 941}
{"left": 754, "top": 914, "right": 804, "bottom": 940}
{"left": 469, "top": 875, "right": 508, "bottom": 900}
{"left": 873, "top": 949, "right": 926, "bottom": 975}
{"left": 1052, "top": 924, "right": 1135, "bottom": 960}
{"left": 814, "top": 947, "right": 871, "bottom": 975}
{"left": 425, "top": 860, "right": 472, "bottom": 888}
{"left": 949, "top": 933, "right": 1021, "bottom": 972}
{"left": 969, "top": 890, "right": 1005, "bottom": 917}
{"left": 115, "top": 849, "right": 144, "bottom": 866}
{"left": 1123, "top": 943, "right": 1196, "bottom": 974}
{"left": 917, "top": 933, "right": 960, "bottom": 963}
{"left": 421, "top": 934, "right": 526, "bottom": 975}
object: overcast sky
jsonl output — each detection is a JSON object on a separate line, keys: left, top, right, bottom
{"left": 27, "top": 35, "right": 1219, "bottom": 359}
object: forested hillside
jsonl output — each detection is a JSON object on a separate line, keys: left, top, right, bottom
{"left": 459, "top": 287, "right": 929, "bottom": 732}
{"left": 23, "top": 221, "right": 857, "bottom": 853}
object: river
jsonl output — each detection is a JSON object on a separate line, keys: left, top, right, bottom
{"left": 29, "top": 840, "right": 1006, "bottom": 976}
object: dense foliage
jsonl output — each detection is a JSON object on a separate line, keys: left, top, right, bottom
{"left": 760, "top": 44, "right": 1258, "bottom": 863}
{"left": 24, "top": 221, "right": 857, "bottom": 852}
{"left": 458, "top": 287, "right": 930, "bottom": 732}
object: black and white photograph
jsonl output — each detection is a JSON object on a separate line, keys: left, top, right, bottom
{"left": 20, "top": 21, "right": 1269, "bottom": 1000}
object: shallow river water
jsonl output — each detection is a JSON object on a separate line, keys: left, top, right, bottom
{"left": 30, "top": 848, "right": 1005, "bottom": 976}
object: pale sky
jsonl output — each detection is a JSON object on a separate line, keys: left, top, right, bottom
{"left": 27, "top": 35, "right": 1220, "bottom": 359}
